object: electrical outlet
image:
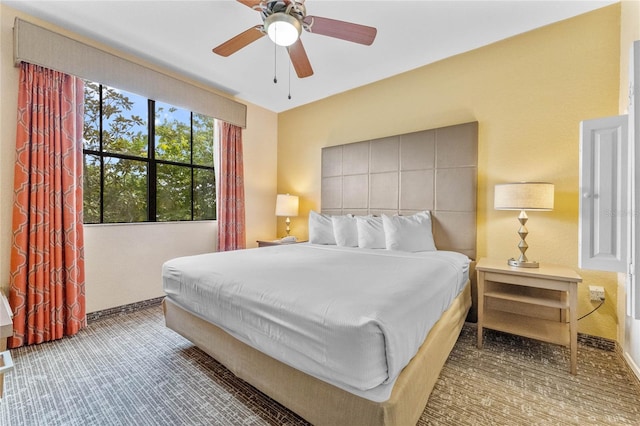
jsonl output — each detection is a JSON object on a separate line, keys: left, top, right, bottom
{"left": 589, "top": 285, "right": 605, "bottom": 301}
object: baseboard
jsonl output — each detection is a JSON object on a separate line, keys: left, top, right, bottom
{"left": 86, "top": 297, "right": 164, "bottom": 323}
{"left": 620, "top": 347, "right": 640, "bottom": 388}
{"left": 577, "top": 332, "right": 616, "bottom": 351}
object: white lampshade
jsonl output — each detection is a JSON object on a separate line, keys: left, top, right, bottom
{"left": 265, "top": 13, "right": 302, "bottom": 47}
{"left": 494, "top": 182, "right": 554, "bottom": 211}
{"left": 276, "top": 194, "right": 299, "bottom": 217}
{"left": 494, "top": 182, "right": 554, "bottom": 268}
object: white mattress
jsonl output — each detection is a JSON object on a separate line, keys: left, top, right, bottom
{"left": 162, "top": 244, "right": 469, "bottom": 402}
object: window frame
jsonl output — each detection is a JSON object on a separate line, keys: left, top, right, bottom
{"left": 82, "top": 82, "right": 216, "bottom": 224}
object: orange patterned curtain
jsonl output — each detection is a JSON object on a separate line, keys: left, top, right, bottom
{"left": 8, "top": 63, "right": 86, "bottom": 348}
{"left": 217, "top": 122, "right": 246, "bottom": 251}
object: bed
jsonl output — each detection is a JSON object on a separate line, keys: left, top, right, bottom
{"left": 163, "top": 121, "right": 478, "bottom": 425}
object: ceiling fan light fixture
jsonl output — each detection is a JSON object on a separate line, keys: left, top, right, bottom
{"left": 265, "top": 12, "right": 301, "bottom": 47}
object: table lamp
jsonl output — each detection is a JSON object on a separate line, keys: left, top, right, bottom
{"left": 494, "top": 182, "right": 554, "bottom": 268}
{"left": 276, "top": 193, "right": 299, "bottom": 236}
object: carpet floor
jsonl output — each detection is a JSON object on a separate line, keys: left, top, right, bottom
{"left": 0, "top": 303, "right": 639, "bottom": 425}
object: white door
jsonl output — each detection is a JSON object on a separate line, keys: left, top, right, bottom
{"left": 630, "top": 40, "right": 640, "bottom": 320}
{"left": 579, "top": 115, "right": 628, "bottom": 273}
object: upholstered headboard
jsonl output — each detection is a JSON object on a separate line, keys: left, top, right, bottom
{"left": 321, "top": 121, "right": 478, "bottom": 260}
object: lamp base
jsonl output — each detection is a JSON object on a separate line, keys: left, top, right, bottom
{"left": 508, "top": 258, "right": 539, "bottom": 268}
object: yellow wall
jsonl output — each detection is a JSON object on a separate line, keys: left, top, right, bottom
{"left": 278, "top": 5, "right": 621, "bottom": 339}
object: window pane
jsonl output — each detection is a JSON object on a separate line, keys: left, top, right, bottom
{"left": 82, "top": 80, "right": 217, "bottom": 224}
{"left": 102, "top": 86, "right": 148, "bottom": 157}
{"left": 83, "top": 154, "right": 101, "bottom": 224}
{"left": 155, "top": 102, "right": 190, "bottom": 164}
{"left": 194, "top": 168, "right": 216, "bottom": 220}
{"left": 83, "top": 81, "right": 101, "bottom": 151}
{"left": 157, "top": 163, "right": 191, "bottom": 221}
{"left": 193, "top": 113, "right": 214, "bottom": 167}
{"left": 103, "top": 157, "right": 148, "bottom": 223}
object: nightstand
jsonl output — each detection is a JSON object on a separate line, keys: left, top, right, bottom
{"left": 256, "top": 239, "right": 307, "bottom": 248}
{"left": 476, "top": 258, "right": 582, "bottom": 374}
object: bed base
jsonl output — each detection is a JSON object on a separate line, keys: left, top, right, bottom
{"left": 163, "top": 282, "right": 471, "bottom": 426}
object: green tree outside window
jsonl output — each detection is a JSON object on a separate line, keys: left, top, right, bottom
{"left": 82, "top": 82, "right": 216, "bottom": 223}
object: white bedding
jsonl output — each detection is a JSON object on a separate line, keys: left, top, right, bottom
{"left": 162, "top": 244, "right": 469, "bottom": 402}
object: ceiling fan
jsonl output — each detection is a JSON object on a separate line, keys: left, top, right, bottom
{"left": 212, "top": 0, "right": 378, "bottom": 78}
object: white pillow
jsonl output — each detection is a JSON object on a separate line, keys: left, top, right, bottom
{"left": 356, "top": 216, "right": 385, "bottom": 249}
{"left": 309, "top": 210, "right": 336, "bottom": 245}
{"left": 382, "top": 211, "right": 437, "bottom": 252}
{"left": 332, "top": 215, "right": 358, "bottom": 247}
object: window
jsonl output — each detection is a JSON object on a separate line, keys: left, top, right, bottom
{"left": 82, "top": 82, "right": 216, "bottom": 223}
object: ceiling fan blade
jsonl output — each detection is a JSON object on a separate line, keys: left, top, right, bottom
{"left": 303, "top": 16, "right": 377, "bottom": 46}
{"left": 236, "top": 0, "right": 263, "bottom": 9}
{"left": 287, "top": 39, "right": 314, "bottom": 78}
{"left": 212, "top": 26, "right": 265, "bottom": 57}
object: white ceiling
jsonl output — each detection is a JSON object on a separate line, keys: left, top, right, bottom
{"left": 3, "top": 0, "right": 616, "bottom": 113}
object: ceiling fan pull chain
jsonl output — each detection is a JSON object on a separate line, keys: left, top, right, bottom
{"left": 273, "top": 35, "right": 278, "bottom": 84}
{"left": 288, "top": 59, "right": 292, "bottom": 100}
